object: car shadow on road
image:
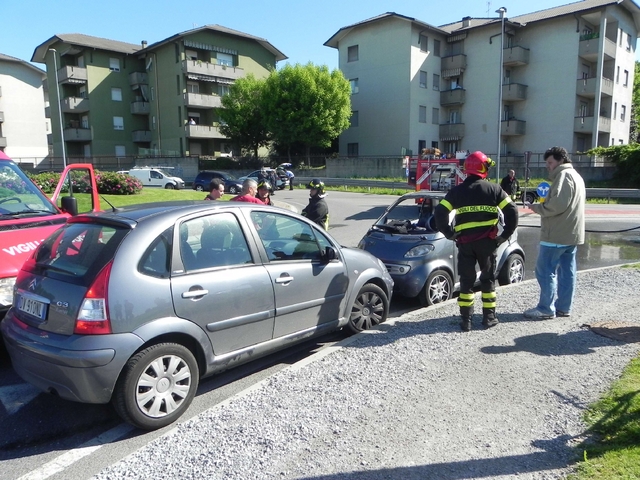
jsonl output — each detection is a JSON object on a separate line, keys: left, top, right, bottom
{"left": 345, "top": 205, "right": 388, "bottom": 221}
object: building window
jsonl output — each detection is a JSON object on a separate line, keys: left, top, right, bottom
{"left": 616, "top": 66, "right": 620, "bottom": 83}
{"left": 219, "top": 84, "right": 230, "bottom": 96}
{"left": 420, "top": 34, "right": 428, "bottom": 52}
{"left": 347, "top": 45, "right": 359, "bottom": 62}
{"left": 217, "top": 53, "right": 233, "bottom": 67}
{"left": 351, "top": 110, "right": 359, "bottom": 127}
{"left": 115, "top": 145, "right": 126, "bottom": 157}
{"left": 433, "top": 39, "right": 441, "bottom": 57}
{"left": 614, "top": 103, "right": 617, "bottom": 118}
{"left": 109, "top": 58, "right": 120, "bottom": 72}
{"left": 79, "top": 85, "right": 87, "bottom": 98}
{"left": 350, "top": 78, "right": 359, "bottom": 94}
{"left": 418, "top": 140, "right": 426, "bottom": 153}
{"left": 347, "top": 143, "right": 359, "bottom": 156}
{"left": 186, "top": 49, "right": 198, "bottom": 61}
{"left": 619, "top": 139, "right": 624, "bottom": 145}
{"left": 111, "top": 88, "right": 122, "bottom": 101}
{"left": 621, "top": 105, "right": 626, "bottom": 122}
{"left": 187, "top": 81, "right": 199, "bottom": 94}
{"left": 419, "top": 71, "right": 427, "bottom": 88}
{"left": 432, "top": 108, "right": 439, "bottom": 124}
{"left": 626, "top": 33, "right": 632, "bottom": 51}
{"left": 433, "top": 74, "right": 440, "bottom": 91}
{"left": 113, "top": 116, "right": 124, "bottom": 130}
{"left": 419, "top": 105, "right": 427, "bottom": 123}
{"left": 624, "top": 70, "right": 629, "bottom": 86}
{"left": 619, "top": 29, "right": 623, "bottom": 46}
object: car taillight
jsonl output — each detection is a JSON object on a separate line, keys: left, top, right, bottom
{"left": 75, "top": 261, "right": 112, "bottom": 335}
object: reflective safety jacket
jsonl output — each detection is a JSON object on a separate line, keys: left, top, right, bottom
{"left": 434, "top": 175, "right": 518, "bottom": 244}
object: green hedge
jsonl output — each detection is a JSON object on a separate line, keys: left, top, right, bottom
{"left": 28, "top": 170, "right": 143, "bottom": 195}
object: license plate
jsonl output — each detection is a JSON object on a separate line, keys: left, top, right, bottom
{"left": 18, "top": 295, "right": 47, "bottom": 320}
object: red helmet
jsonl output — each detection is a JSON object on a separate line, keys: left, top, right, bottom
{"left": 464, "top": 151, "right": 494, "bottom": 178}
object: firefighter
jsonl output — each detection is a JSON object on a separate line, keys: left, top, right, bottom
{"left": 434, "top": 151, "right": 519, "bottom": 332}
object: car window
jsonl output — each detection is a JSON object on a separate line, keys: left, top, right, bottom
{"left": 250, "top": 212, "right": 323, "bottom": 261}
{"left": 139, "top": 227, "right": 173, "bottom": 278}
{"left": 181, "top": 212, "right": 252, "bottom": 270}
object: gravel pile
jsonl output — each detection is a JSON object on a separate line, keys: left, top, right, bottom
{"left": 94, "top": 266, "right": 640, "bottom": 480}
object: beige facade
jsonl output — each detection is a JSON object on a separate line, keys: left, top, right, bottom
{"left": 326, "top": 0, "right": 640, "bottom": 158}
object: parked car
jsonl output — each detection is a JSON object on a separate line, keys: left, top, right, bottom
{"left": 127, "top": 166, "right": 185, "bottom": 190}
{"left": 240, "top": 168, "right": 289, "bottom": 190}
{"left": 357, "top": 191, "right": 525, "bottom": 307}
{"left": 192, "top": 171, "right": 242, "bottom": 194}
{"left": 2, "top": 202, "right": 393, "bottom": 430}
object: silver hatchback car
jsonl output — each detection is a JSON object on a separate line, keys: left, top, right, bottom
{"left": 2, "top": 201, "right": 393, "bottom": 430}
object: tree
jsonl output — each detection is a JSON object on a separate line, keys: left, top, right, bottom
{"left": 630, "top": 61, "right": 640, "bottom": 144}
{"left": 262, "top": 63, "right": 351, "bottom": 163}
{"left": 219, "top": 74, "right": 270, "bottom": 158}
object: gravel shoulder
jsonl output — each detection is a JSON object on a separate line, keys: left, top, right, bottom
{"left": 94, "top": 266, "right": 640, "bottom": 480}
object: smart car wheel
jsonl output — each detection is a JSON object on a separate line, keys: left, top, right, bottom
{"left": 498, "top": 253, "right": 525, "bottom": 285}
{"left": 195, "top": 185, "right": 204, "bottom": 191}
{"left": 420, "top": 270, "right": 453, "bottom": 307}
{"left": 113, "top": 343, "right": 199, "bottom": 430}
{"left": 348, "top": 284, "right": 389, "bottom": 334}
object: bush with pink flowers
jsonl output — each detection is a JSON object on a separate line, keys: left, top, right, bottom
{"left": 28, "top": 170, "right": 143, "bottom": 195}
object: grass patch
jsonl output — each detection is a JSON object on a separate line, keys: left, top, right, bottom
{"left": 568, "top": 357, "right": 640, "bottom": 479}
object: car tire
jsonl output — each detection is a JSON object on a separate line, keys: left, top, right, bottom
{"left": 498, "top": 253, "right": 525, "bottom": 285}
{"left": 523, "top": 192, "right": 536, "bottom": 204}
{"left": 113, "top": 343, "right": 199, "bottom": 430}
{"left": 229, "top": 186, "right": 238, "bottom": 194}
{"left": 195, "top": 185, "right": 204, "bottom": 192}
{"left": 165, "top": 183, "right": 176, "bottom": 190}
{"left": 347, "top": 283, "right": 389, "bottom": 334}
{"left": 419, "top": 270, "right": 453, "bottom": 307}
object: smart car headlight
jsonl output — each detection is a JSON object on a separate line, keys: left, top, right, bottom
{"left": 405, "top": 244, "right": 435, "bottom": 258}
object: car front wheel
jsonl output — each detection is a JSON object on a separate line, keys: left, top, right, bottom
{"left": 165, "top": 183, "right": 176, "bottom": 189}
{"left": 113, "top": 343, "right": 199, "bottom": 430}
{"left": 420, "top": 270, "right": 453, "bottom": 307}
{"left": 498, "top": 253, "right": 525, "bottom": 285}
{"left": 347, "top": 283, "right": 389, "bottom": 334}
{"left": 229, "top": 185, "right": 239, "bottom": 194}
{"left": 195, "top": 185, "right": 204, "bottom": 192}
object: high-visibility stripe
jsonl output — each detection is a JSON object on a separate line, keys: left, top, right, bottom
{"left": 458, "top": 298, "right": 474, "bottom": 307}
{"left": 454, "top": 218, "right": 499, "bottom": 232}
{"left": 498, "top": 197, "right": 511, "bottom": 210}
{"left": 440, "top": 199, "right": 453, "bottom": 211}
{"left": 457, "top": 205, "right": 498, "bottom": 214}
{"left": 482, "top": 301, "right": 497, "bottom": 308}
{"left": 459, "top": 292, "right": 474, "bottom": 301}
{"left": 481, "top": 292, "right": 496, "bottom": 300}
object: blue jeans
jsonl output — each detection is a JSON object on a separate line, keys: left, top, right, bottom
{"left": 534, "top": 244, "right": 577, "bottom": 315}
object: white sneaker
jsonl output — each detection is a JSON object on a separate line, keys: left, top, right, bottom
{"left": 523, "top": 308, "right": 555, "bottom": 320}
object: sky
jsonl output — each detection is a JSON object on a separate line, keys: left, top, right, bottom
{"left": 1, "top": 0, "right": 612, "bottom": 71}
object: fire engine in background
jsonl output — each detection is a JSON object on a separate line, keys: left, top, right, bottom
{"left": 0, "top": 151, "right": 101, "bottom": 325}
{"left": 406, "top": 148, "right": 466, "bottom": 192}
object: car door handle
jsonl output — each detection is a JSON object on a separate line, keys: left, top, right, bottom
{"left": 275, "top": 275, "right": 294, "bottom": 284}
{"left": 182, "top": 289, "right": 209, "bottom": 298}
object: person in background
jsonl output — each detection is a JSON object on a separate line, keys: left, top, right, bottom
{"left": 230, "top": 178, "right": 265, "bottom": 204}
{"left": 434, "top": 151, "right": 518, "bottom": 332}
{"left": 269, "top": 169, "right": 278, "bottom": 196}
{"left": 523, "top": 146, "right": 586, "bottom": 320}
{"left": 285, "top": 167, "right": 295, "bottom": 190}
{"left": 204, "top": 178, "right": 225, "bottom": 200}
{"left": 302, "top": 178, "right": 329, "bottom": 229}
{"left": 256, "top": 180, "right": 273, "bottom": 205}
{"left": 189, "top": 117, "right": 196, "bottom": 125}
{"left": 500, "top": 169, "right": 520, "bottom": 202}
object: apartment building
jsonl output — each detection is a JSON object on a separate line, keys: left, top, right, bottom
{"left": 0, "top": 53, "right": 49, "bottom": 161}
{"left": 31, "top": 27, "right": 286, "bottom": 160}
{"left": 325, "top": 0, "right": 640, "bottom": 157}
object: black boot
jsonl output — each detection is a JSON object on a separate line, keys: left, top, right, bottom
{"left": 482, "top": 316, "right": 499, "bottom": 329}
{"left": 460, "top": 317, "right": 471, "bottom": 332}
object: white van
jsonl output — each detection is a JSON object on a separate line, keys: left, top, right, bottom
{"left": 127, "top": 167, "right": 185, "bottom": 190}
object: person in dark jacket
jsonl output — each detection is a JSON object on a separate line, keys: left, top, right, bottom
{"left": 302, "top": 178, "right": 329, "bottom": 230}
{"left": 204, "top": 178, "right": 225, "bottom": 200}
{"left": 500, "top": 169, "right": 520, "bottom": 201}
{"left": 256, "top": 180, "right": 273, "bottom": 205}
{"left": 435, "top": 151, "right": 519, "bottom": 332}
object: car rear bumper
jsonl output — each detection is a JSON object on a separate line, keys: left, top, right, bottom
{"left": 1, "top": 311, "right": 143, "bottom": 404}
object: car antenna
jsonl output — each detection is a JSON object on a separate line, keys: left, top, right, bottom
{"left": 100, "top": 195, "right": 122, "bottom": 213}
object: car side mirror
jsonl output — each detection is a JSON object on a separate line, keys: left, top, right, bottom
{"left": 60, "top": 195, "right": 78, "bottom": 216}
{"left": 322, "top": 246, "right": 338, "bottom": 263}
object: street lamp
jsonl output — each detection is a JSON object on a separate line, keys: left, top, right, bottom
{"left": 495, "top": 7, "right": 507, "bottom": 182}
{"left": 48, "top": 48, "right": 67, "bottom": 168}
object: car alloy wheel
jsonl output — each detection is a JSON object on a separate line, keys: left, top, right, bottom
{"left": 348, "top": 283, "right": 388, "bottom": 333}
{"left": 420, "top": 270, "right": 453, "bottom": 307}
{"left": 498, "top": 253, "right": 525, "bottom": 285}
{"left": 229, "top": 186, "right": 238, "bottom": 194}
{"left": 113, "top": 343, "right": 199, "bottom": 430}
{"left": 195, "top": 185, "right": 204, "bottom": 192}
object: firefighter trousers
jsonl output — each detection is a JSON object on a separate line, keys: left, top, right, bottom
{"left": 456, "top": 238, "right": 498, "bottom": 321}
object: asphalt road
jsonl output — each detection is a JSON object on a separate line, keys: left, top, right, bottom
{"left": 1, "top": 190, "right": 639, "bottom": 480}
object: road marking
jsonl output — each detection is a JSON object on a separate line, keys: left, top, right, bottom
{"left": 0, "top": 384, "right": 40, "bottom": 415}
{"left": 17, "top": 423, "right": 133, "bottom": 480}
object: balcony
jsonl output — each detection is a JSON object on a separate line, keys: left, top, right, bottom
{"left": 439, "top": 123, "right": 465, "bottom": 140}
{"left": 131, "top": 101, "right": 150, "bottom": 115}
{"left": 501, "top": 119, "right": 526, "bottom": 135}
{"left": 62, "top": 96, "right": 90, "bottom": 113}
{"left": 502, "top": 83, "right": 527, "bottom": 102}
{"left": 129, "top": 71, "right": 148, "bottom": 87}
{"left": 440, "top": 88, "right": 465, "bottom": 105}
{"left": 183, "top": 60, "right": 244, "bottom": 81}
{"left": 0, "top": 136, "right": 6, "bottom": 148}
{"left": 503, "top": 46, "right": 529, "bottom": 66}
{"left": 186, "top": 124, "right": 226, "bottom": 139}
{"left": 63, "top": 127, "right": 91, "bottom": 142}
{"left": 576, "top": 76, "right": 614, "bottom": 98}
{"left": 132, "top": 130, "right": 151, "bottom": 142}
{"left": 579, "top": 34, "right": 616, "bottom": 61}
{"left": 57, "top": 66, "right": 87, "bottom": 84}
{"left": 574, "top": 115, "right": 611, "bottom": 133}
{"left": 185, "top": 92, "right": 223, "bottom": 109}
{"left": 441, "top": 54, "right": 467, "bottom": 78}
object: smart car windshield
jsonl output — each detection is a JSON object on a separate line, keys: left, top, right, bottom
{"left": 374, "top": 196, "right": 437, "bottom": 233}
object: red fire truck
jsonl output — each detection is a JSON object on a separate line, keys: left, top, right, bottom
{"left": 406, "top": 149, "right": 466, "bottom": 191}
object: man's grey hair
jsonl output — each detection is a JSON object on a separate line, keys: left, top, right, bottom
{"left": 242, "top": 178, "right": 258, "bottom": 193}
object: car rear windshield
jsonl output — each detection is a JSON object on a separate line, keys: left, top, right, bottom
{"left": 33, "top": 222, "right": 130, "bottom": 282}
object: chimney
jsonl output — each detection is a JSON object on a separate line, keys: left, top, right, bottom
{"left": 462, "top": 17, "right": 471, "bottom": 28}
{"left": 141, "top": 40, "right": 148, "bottom": 49}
